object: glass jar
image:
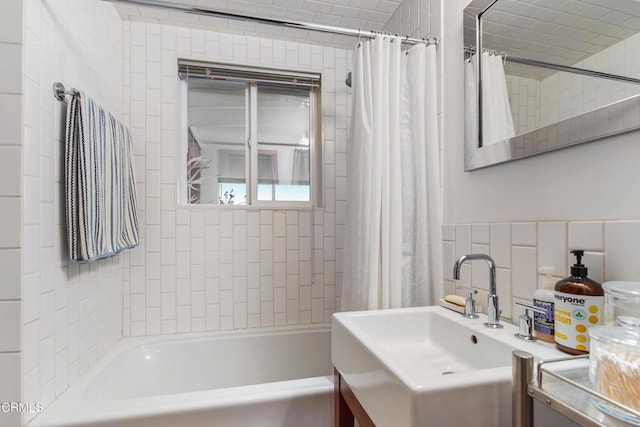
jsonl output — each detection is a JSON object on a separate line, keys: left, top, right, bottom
{"left": 603, "top": 281, "right": 640, "bottom": 328}
{"left": 589, "top": 325, "right": 640, "bottom": 423}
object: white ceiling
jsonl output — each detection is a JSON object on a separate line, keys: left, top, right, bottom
{"left": 464, "top": 0, "right": 640, "bottom": 80}
{"left": 114, "top": 0, "right": 404, "bottom": 49}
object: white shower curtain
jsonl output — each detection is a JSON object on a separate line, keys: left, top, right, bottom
{"left": 342, "top": 37, "right": 442, "bottom": 311}
{"left": 464, "top": 52, "right": 515, "bottom": 146}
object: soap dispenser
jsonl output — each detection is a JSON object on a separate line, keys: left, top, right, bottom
{"left": 533, "top": 267, "right": 555, "bottom": 343}
{"left": 554, "top": 250, "right": 604, "bottom": 355}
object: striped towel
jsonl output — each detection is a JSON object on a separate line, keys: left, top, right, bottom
{"left": 65, "top": 90, "right": 139, "bottom": 262}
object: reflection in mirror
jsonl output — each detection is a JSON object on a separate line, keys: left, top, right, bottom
{"left": 463, "top": 0, "right": 640, "bottom": 170}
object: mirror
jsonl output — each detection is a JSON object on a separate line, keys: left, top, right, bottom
{"left": 464, "top": 0, "right": 640, "bottom": 171}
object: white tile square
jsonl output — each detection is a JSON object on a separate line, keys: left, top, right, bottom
{"left": 260, "top": 225, "right": 273, "bottom": 250}
{"left": 233, "top": 225, "right": 247, "bottom": 250}
{"left": 261, "top": 301, "right": 274, "bottom": 326}
{"left": 219, "top": 211, "right": 233, "bottom": 237}
{"left": 287, "top": 224, "right": 299, "bottom": 249}
{"left": 146, "top": 307, "right": 161, "bottom": 335}
{"left": 0, "top": 44, "right": 22, "bottom": 94}
{"left": 605, "top": 221, "right": 640, "bottom": 281}
{"left": 0, "top": 198, "right": 20, "bottom": 247}
{"left": 471, "top": 224, "right": 489, "bottom": 244}
{"left": 23, "top": 320, "right": 38, "bottom": 373}
{"left": 247, "top": 212, "right": 260, "bottom": 237}
{"left": 55, "top": 349, "right": 68, "bottom": 396}
{"left": 177, "top": 306, "right": 191, "bottom": 332}
{"left": 490, "top": 223, "right": 511, "bottom": 269}
{"left": 205, "top": 304, "right": 220, "bottom": 330}
{"left": 512, "top": 246, "right": 537, "bottom": 299}
{"left": 161, "top": 293, "right": 176, "bottom": 320}
{"left": 0, "top": 353, "right": 20, "bottom": 402}
{"left": 299, "top": 212, "right": 312, "bottom": 237}
{"left": 496, "top": 268, "right": 512, "bottom": 321}
{"left": 454, "top": 224, "right": 470, "bottom": 259}
{"left": 260, "top": 210, "right": 273, "bottom": 225}
{"left": 0, "top": 301, "right": 19, "bottom": 352}
{"left": 442, "top": 241, "right": 455, "bottom": 282}
{"left": 191, "top": 291, "right": 206, "bottom": 318}
{"left": 0, "top": 1, "right": 22, "bottom": 44}
{"left": 0, "top": 250, "right": 20, "bottom": 299}
{"left": 130, "top": 294, "right": 146, "bottom": 322}
{"left": 512, "top": 223, "right": 536, "bottom": 246}
{"left": 0, "top": 147, "right": 21, "bottom": 196}
{"left": 274, "top": 212, "right": 286, "bottom": 237}
{"left": 233, "top": 302, "right": 247, "bottom": 329}
{"left": 538, "top": 222, "right": 568, "bottom": 277}
{"left": 0, "top": 95, "right": 21, "bottom": 146}
{"left": 582, "top": 252, "right": 604, "bottom": 283}
{"left": 273, "top": 237, "right": 286, "bottom": 263}
{"left": 233, "top": 210, "right": 247, "bottom": 225}
{"left": 287, "top": 299, "right": 300, "bottom": 324}
{"left": 568, "top": 222, "right": 603, "bottom": 251}
{"left": 233, "top": 252, "right": 247, "bottom": 277}
{"left": 247, "top": 237, "right": 260, "bottom": 263}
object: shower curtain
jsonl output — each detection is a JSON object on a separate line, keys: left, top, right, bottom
{"left": 342, "top": 37, "right": 442, "bottom": 311}
{"left": 464, "top": 52, "right": 515, "bottom": 146}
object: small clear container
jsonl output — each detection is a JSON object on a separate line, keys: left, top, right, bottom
{"left": 589, "top": 325, "right": 640, "bottom": 424}
{"left": 603, "top": 281, "right": 640, "bottom": 328}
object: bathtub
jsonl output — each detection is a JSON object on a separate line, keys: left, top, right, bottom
{"left": 31, "top": 325, "right": 333, "bottom": 427}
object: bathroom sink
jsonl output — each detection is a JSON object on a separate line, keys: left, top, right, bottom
{"left": 332, "top": 306, "right": 563, "bottom": 427}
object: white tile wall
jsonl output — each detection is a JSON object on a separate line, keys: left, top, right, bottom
{"left": 384, "top": 0, "right": 433, "bottom": 39}
{"left": 512, "top": 31, "right": 640, "bottom": 135}
{"left": 505, "top": 75, "right": 541, "bottom": 135}
{"left": 22, "top": 0, "right": 124, "bottom": 423}
{"left": 443, "top": 220, "right": 640, "bottom": 325}
{"left": 0, "top": 0, "right": 22, "bottom": 426}
{"left": 121, "top": 21, "right": 349, "bottom": 335}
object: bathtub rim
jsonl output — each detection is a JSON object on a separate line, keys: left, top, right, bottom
{"left": 30, "top": 323, "right": 333, "bottom": 427}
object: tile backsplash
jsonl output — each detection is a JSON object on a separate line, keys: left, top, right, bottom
{"left": 443, "top": 220, "right": 640, "bottom": 324}
{"left": 121, "top": 21, "right": 349, "bottom": 336}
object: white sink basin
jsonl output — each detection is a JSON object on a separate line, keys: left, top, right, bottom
{"left": 332, "top": 306, "right": 563, "bottom": 427}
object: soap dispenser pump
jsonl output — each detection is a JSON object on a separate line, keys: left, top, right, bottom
{"left": 554, "top": 250, "right": 604, "bottom": 355}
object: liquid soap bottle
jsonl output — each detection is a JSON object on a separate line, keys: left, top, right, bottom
{"left": 533, "top": 267, "right": 555, "bottom": 343}
{"left": 554, "top": 250, "right": 604, "bottom": 355}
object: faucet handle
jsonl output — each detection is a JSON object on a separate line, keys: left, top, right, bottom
{"left": 456, "top": 286, "right": 479, "bottom": 319}
{"left": 514, "top": 302, "right": 548, "bottom": 341}
{"left": 456, "top": 286, "right": 477, "bottom": 296}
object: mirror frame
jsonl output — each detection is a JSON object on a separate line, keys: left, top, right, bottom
{"left": 464, "top": 0, "right": 640, "bottom": 171}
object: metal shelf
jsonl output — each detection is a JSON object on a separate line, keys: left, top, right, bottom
{"left": 513, "top": 352, "right": 640, "bottom": 426}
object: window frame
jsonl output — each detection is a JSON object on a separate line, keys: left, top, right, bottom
{"left": 178, "top": 60, "right": 322, "bottom": 209}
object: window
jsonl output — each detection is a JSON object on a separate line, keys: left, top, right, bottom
{"left": 179, "top": 61, "right": 322, "bottom": 207}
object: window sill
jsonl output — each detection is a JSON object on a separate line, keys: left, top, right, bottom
{"left": 177, "top": 203, "right": 317, "bottom": 211}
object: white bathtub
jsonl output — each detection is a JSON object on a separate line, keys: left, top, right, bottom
{"left": 31, "top": 325, "right": 333, "bottom": 427}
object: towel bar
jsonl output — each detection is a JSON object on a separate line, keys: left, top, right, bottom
{"left": 53, "top": 82, "right": 77, "bottom": 101}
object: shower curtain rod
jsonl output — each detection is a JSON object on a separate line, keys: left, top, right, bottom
{"left": 465, "top": 46, "right": 640, "bottom": 85}
{"left": 505, "top": 56, "right": 640, "bottom": 85}
{"left": 100, "top": 0, "right": 439, "bottom": 47}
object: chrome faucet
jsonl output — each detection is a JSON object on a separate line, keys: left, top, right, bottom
{"left": 453, "top": 254, "right": 503, "bottom": 329}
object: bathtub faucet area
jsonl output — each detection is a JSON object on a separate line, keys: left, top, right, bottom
{"left": 453, "top": 254, "right": 503, "bottom": 329}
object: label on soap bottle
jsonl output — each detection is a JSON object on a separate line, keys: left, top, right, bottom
{"left": 554, "top": 291, "right": 604, "bottom": 352}
{"left": 533, "top": 298, "right": 554, "bottom": 335}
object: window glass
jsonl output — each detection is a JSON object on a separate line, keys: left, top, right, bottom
{"left": 256, "top": 86, "right": 311, "bottom": 202}
{"left": 187, "top": 79, "right": 246, "bottom": 205}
